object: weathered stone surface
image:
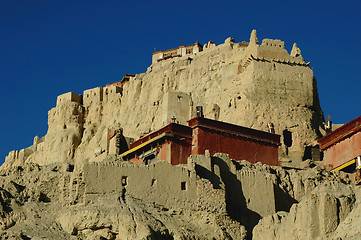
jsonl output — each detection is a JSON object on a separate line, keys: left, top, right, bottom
{"left": 4, "top": 30, "right": 324, "bottom": 168}
{"left": 252, "top": 181, "right": 356, "bottom": 240}
{"left": 0, "top": 154, "right": 358, "bottom": 239}
{"left": 2, "top": 31, "right": 358, "bottom": 240}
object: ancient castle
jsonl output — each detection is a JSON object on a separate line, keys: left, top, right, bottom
{"left": 2, "top": 30, "right": 360, "bottom": 240}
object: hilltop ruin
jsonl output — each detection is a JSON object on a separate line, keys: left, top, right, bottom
{"left": 5, "top": 30, "right": 324, "bottom": 168}
{"left": 1, "top": 30, "right": 360, "bottom": 240}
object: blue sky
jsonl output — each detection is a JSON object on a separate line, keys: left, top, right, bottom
{"left": 1, "top": 0, "right": 360, "bottom": 163}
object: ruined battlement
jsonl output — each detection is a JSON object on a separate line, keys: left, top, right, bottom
{"left": 82, "top": 160, "right": 196, "bottom": 207}
{"left": 56, "top": 92, "right": 82, "bottom": 106}
{"left": 245, "top": 30, "right": 305, "bottom": 66}
{"left": 150, "top": 30, "right": 306, "bottom": 73}
{"left": 79, "top": 153, "right": 287, "bottom": 221}
{"left": 83, "top": 87, "right": 103, "bottom": 105}
{"left": 261, "top": 39, "right": 285, "bottom": 48}
{"left": 4, "top": 136, "right": 45, "bottom": 165}
{"left": 236, "top": 30, "right": 308, "bottom": 77}
{"left": 2, "top": 29, "right": 360, "bottom": 240}
{"left": 152, "top": 42, "right": 203, "bottom": 63}
{"left": 106, "top": 74, "right": 135, "bottom": 88}
{"left": 3, "top": 29, "right": 324, "bottom": 169}
{"left": 56, "top": 84, "right": 123, "bottom": 109}
{"left": 103, "top": 85, "right": 122, "bottom": 102}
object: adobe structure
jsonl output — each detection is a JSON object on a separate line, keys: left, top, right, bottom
{"left": 106, "top": 74, "right": 135, "bottom": 88}
{"left": 121, "top": 122, "right": 192, "bottom": 165}
{"left": 3, "top": 30, "right": 361, "bottom": 240}
{"left": 152, "top": 42, "right": 203, "bottom": 63}
{"left": 318, "top": 115, "right": 361, "bottom": 183}
{"left": 121, "top": 116, "right": 280, "bottom": 166}
{"left": 4, "top": 29, "right": 324, "bottom": 169}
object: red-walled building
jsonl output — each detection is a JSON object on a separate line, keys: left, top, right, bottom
{"left": 106, "top": 74, "right": 135, "bottom": 88}
{"left": 318, "top": 115, "right": 361, "bottom": 171}
{"left": 121, "top": 117, "right": 281, "bottom": 166}
{"left": 121, "top": 123, "right": 192, "bottom": 165}
{"left": 188, "top": 117, "right": 280, "bottom": 166}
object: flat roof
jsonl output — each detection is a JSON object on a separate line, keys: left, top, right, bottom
{"left": 105, "top": 74, "right": 135, "bottom": 87}
{"left": 130, "top": 123, "right": 192, "bottom": 149}
{"left": 152, "top": 42, "right": 202, "bottom": 55}
{"left": 121, "top": 117, "right": 281, "bottom": 161}
{"left": 120, "top": 132, "right": 174, "bottom": 159}
{"left": 187, "top": 117, "right": 281, "bottom": 146}
{"left": 318, "top": 115, "right": 361, "bottom": 151}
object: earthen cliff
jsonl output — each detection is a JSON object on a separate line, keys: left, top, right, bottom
{"left": 1, "top": 30, "right": 358, "bottom": 240}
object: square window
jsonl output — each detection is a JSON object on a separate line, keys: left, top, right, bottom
{"left": 181, "top": 182, "right": 186, "bottom": 191}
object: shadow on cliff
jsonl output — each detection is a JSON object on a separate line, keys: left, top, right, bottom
{"left": 311, "top": 76, "right": 325, "bottom": 139}
{"left": 196, "top": 157, "right": 261, "bottom": 240}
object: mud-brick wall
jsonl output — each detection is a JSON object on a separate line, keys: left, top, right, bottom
{"left": 82, "top": 161, "right": 196, "bottom": 207}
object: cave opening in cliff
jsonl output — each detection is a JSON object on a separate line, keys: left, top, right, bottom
{"left": 283, "top": 130, "right": 293, "bottom": 148}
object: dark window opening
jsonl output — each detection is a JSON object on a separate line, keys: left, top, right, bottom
{"left": 68, "top": 164, "right": 74, "bottom": 172}
{"left": 283, "top": 130, "right": 293, "bottom": 148}
{"left": 181, "top": 182, "right": 186, "bottom": 191}
{"left": 302, "top": 146, "right": 312, "bottom": 161}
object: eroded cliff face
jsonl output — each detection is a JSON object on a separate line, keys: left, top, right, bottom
{"left": 253, "top": 181, "right": 359, "bottom": 240}
{"left": 2, "top": 31, "right": 351, "bottom": 240}
{"left": 0, "top": 154, "right": 358, "bottom": 240}
{"left": 4, "top": 30, "right": 324, "bottom": 168}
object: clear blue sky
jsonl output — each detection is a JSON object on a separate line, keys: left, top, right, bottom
{"left": 1, "top": 0, "right": 360, "bottom": 163}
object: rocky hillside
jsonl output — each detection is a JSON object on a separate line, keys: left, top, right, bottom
{"left": 1, "top": 31, "right": 359, "bottom": 240}
{"left": 4, "top": 30, "right": 324, "bottom": 168}
{"left": 0, "top": 154, "right": 359, "bottom": 239}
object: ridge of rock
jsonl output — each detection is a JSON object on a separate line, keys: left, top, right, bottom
{"left": 2, "top": 31, "right": 357, "bottom": 240}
